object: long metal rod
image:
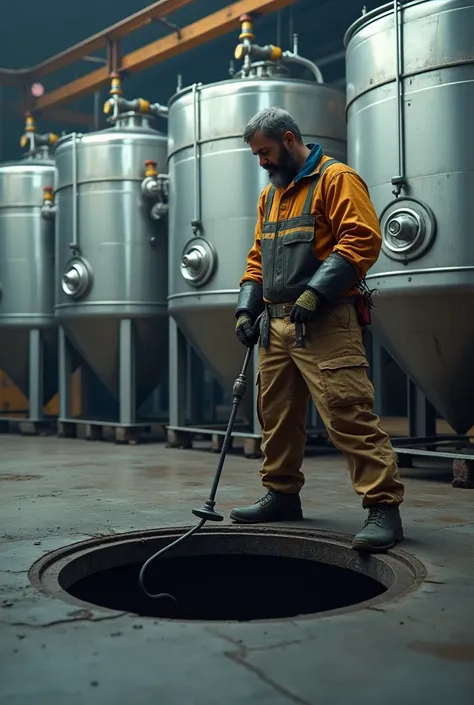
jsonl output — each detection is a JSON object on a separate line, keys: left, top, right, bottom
{"left": 392, "top": 0, "right": 406, "bottom": 195}
{"left": 191, "top": 82, "right": 202, "bottom": 235}
{"left": 208, "top": 345, "right": 253, "bottom": 502}
{"left": 71, "top": 133, "right": 79, "bottom": 251}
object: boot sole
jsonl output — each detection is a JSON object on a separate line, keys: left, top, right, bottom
{"left": 351, "top": 528, "right": 404, "bottom": 553}
{"left": 229, "top": 511, "right": 303, "bottom": 524}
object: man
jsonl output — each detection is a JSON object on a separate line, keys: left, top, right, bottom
{"left": 231, "top": 106, "right": 405, "bottom": 553}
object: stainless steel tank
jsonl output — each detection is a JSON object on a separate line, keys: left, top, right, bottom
{"left": 0, "top": 114, "right": 58, "bottom": 419}
{"left": 54, "top": 75, "right": 169, "bottom": 423}
{"left": 168, "top": 16, "right": 347, "bottom": 423}
{"left": 345, "top": 0, "right": 474, "bottom": 434}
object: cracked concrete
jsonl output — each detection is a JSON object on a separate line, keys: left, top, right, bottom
{"left": 0, "top": 434, "right": 473, "bottom": 704}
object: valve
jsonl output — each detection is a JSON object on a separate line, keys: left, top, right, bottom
{"left": 234, "top": 13, "right": 282, "bottom": 70}
{"left": 20, "top": 113, "right": 58, "bottom": 154}
{"left": 233, "top": 13, "right": 323, "bottom": 83}
{"left": 141, "top": 160, "right": 169, "bottom": 220}
{"left": 41, "top": 185, "right": 56, "bottom": 220}
{"left": 103, "top": 73, "right": 169, "bottom": 120}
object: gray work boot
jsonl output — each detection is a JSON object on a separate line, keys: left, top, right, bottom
{"left": 351, "top": 504, "right": 404, "bottom": 553}
{"left": 230, "top": 489, "right": 303, "bottom": 524}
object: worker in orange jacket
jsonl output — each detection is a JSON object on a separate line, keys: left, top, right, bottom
{"left": 231, "top": 106, "right": 405, "bottom": 553}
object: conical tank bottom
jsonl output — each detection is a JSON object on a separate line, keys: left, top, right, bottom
{"left": 62, "top": 317, "right": 168, "bottom": 408}
{"left": 370, "top": 291, "right": 474, "bottom": 435}
{"left": 171, "top": 308, "right": 254, "bottom": 424}
{"left": 0, "top": 328, "right": 58, "bottom": 406}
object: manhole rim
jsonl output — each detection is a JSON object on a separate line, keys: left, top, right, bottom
{"left": 29, "top": 524, "right": 427, "bottom": 624}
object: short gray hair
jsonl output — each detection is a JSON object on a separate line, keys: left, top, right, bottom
{"left": 243, "top": 107, "right": 303, "bottom": 144}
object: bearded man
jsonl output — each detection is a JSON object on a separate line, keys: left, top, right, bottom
{"left": 231, "top": 106, "right": 405, "bottom": 553}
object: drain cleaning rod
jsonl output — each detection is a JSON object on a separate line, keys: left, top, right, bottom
{"left": 138, "top": 314, "right": 263, "bottom": 602}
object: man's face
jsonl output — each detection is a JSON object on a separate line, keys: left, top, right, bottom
{"left": 248, "top": 130, "right": 299, "bottom": 188}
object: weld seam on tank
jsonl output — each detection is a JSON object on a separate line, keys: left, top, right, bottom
{"left": 345, "top": 58, "right": 474, "bottom": 112}
{"left": 366, "top": 265, "right": 474, "bottom": 279}
{"left": 168, "top": 128, "right": 344, "bottom": 156}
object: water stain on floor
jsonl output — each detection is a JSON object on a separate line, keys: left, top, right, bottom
{"left": 409, "top": 641, "right": 474, "bottom": 662}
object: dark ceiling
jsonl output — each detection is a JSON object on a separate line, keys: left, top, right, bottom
{"left": 0, "top": 0, "right": 385, "bottom": 159}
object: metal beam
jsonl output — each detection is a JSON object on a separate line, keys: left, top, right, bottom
{"left": 34, "top": 0, "right": 297, "bottom": 112}
{"left": 0, "top": 0, "right": 195, "bottom": 85}
{"left": 5, "top": 101, "right": 94, "bottom": 127}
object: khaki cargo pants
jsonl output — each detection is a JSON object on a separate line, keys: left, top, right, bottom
{"left": 256, "top": 302, "right": 405, "bottom": 506}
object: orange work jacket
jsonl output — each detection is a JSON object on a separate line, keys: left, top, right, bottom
{"left": 240, "top": 154, "right": 382, "bottom": 303}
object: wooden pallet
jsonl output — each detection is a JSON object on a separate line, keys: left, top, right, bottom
{"left": 166, "top": 427, "right": 262, "bottom": 459}
{"left": 0, "top": 417, "right": 57, "bottom": 436}
{"left": 57, "top": 420, "right": 166, "bottom": 445}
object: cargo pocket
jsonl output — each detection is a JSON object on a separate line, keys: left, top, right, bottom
{"left": 317, "top": 354, "right": 374, "bottom": 409}
{"left": 255, "top": 370, "right": 264, "bottom": 430}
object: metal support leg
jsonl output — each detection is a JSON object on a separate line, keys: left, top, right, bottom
{"left": 28, "top": 329, "right": 44, "bottom": 421}
{"left": 186, "top": 343, "right": 204, "bottom": 425}
{"left": 169, "top": 317, "right": 187, "bottom": 427}
{"left": 407, "top": 378, "right": 436, "bottom": 437}
{"left": 119, "top": 319, "right": 136, "bottom": 426}
{"left": 59, "top": 327, "right": 72, "bottom": 420}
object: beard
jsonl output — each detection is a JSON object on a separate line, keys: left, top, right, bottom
{"left": 264, "top": 145, "right": 300, "bottom": 188}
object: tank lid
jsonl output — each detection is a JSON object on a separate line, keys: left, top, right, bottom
{"left": 343, "top": 0, "right": 421, "bottom": 47}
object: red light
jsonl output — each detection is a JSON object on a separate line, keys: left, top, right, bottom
{"left": 31, "top": 83, "right": 45, "bottom": 98}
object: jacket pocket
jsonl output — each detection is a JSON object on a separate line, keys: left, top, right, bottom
{"left": 282, "top": 229, "right": 318, "bottom": 291}
{"left": 317, "top": 354, "right": 374, "bottom": 408}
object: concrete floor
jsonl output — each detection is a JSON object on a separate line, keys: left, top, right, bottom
{"left": 0, "top": 434, "right": 473, "bottom": 705}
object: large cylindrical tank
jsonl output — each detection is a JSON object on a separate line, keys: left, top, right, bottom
{"left": 345, "top": 0, "right": 474, "bottom": 433}
{"left": 0, "top": 120, "right": 58, "bottom": 406}
{"left": 54, "top": 82, "right": 169, "bottom": 407}
{"left": 168, "top": 19, "right": 347, "bottom": 409}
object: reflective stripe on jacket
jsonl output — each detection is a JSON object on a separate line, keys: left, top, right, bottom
{"left": 240, "top": 154, "right": 382, "bottom": 303}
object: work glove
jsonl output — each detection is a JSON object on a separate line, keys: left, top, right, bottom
{"left": 289, "top": 288, "right": 320, "bottom": 324}
{"left": 235, "top": 313, "right": 260, "bottom": 348}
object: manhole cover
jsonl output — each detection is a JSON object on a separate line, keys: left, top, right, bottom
{"left": 29, "top": 526, "right": 425, "bottom": 623}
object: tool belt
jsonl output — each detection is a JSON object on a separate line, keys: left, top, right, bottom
{"left": 260, "top": 297, "right": 356, "bottom": 349}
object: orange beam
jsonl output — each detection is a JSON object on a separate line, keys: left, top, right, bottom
{"left": 0, "top": 0, "right": 196, "bottom": 85}
{"left": 34, "top": 0, "right": 297, "bottom": 112}
{"left": 5, "top": 101, "right": 94, "bottom": 127}
{"left": 33, "top": 0, "right": 196, "bottom": 78}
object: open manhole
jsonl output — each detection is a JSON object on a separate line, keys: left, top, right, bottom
{"left": 29, "top": 526, "right": 425, "bottom": 622}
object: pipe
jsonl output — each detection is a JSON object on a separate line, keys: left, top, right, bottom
{"left": 93, "top": 91, "right": 100, "bottom": 129}
{"left": 71, "top": 132, "right": 79, "bottom": 252}
{"left": 392, "top": 0, "right": 406, "bottom": 196}
{"left": 191, "top": 82, "right": 202, "bottom": 235}
{"left": 281, "top": 51, "right": 324, "bottom": 83}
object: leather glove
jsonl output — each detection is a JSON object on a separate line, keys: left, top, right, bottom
{"left": 235, "top": 313, "right": 260, "bottom": 348}
{"left": 289, "top": 289, "right": 320, "bottom": 324}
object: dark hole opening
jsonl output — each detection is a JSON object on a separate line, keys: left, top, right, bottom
{"left": 65, "top": 553, "right": 386, "bottom": 621}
